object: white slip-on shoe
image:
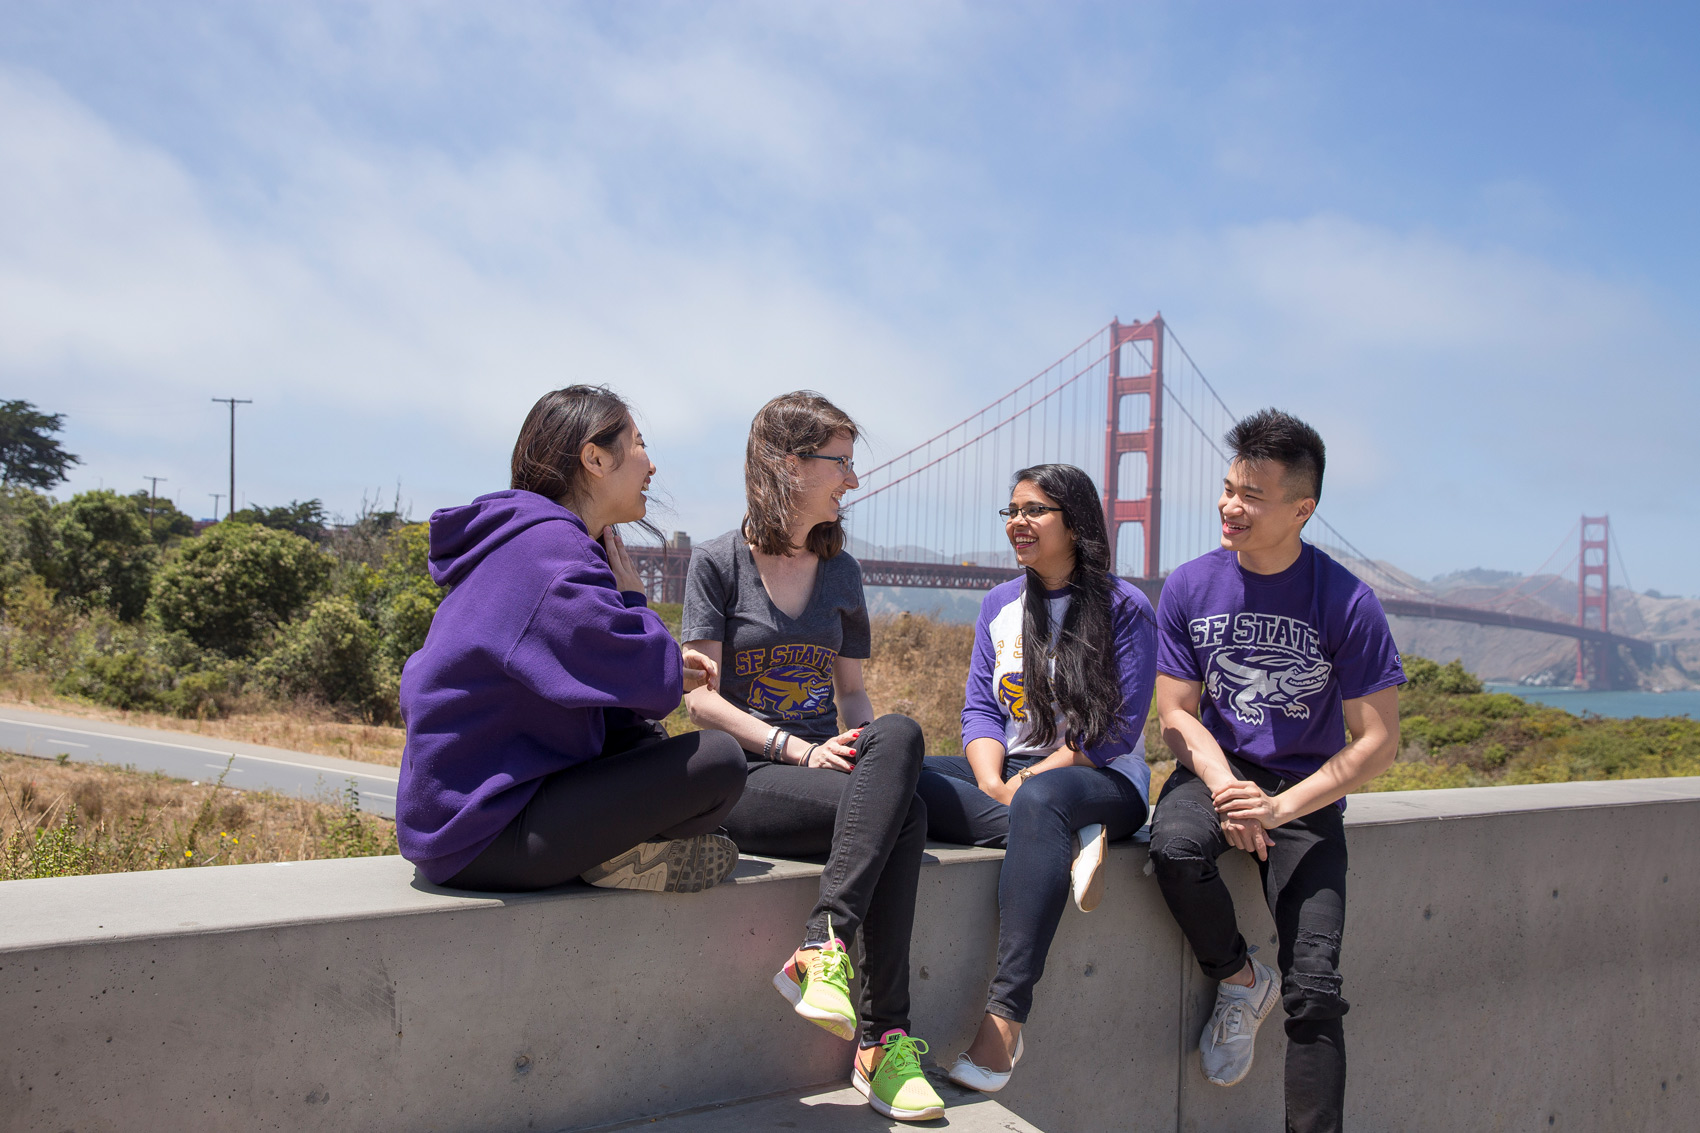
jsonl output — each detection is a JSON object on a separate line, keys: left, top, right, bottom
{"left": 1198, "top": 956, "right": 1279, "bottom": 1087}
{"left": 945, "top": 1034, "right": 1024, "bottom": 1094}
{"left": 1071, "top": 823, "right": 1108, "bottom": 912}
{"left": 579, "top": 833, "right": 739, "bottom": 893}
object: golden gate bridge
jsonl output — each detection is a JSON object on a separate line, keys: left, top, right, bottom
{"left": 634, "top": 316, "right": 1651, "bottom": 690}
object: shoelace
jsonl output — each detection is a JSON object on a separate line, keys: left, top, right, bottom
{"left": 876, "top": 1033, "right": 929, "bottom": 1083}
{"left": 1211, "top": 999, "right": 1250, "bottom": 1046}
{"left": 809, "top": 945, "right": 854, "bottom": 987}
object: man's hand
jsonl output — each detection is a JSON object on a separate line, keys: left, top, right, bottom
{"left": 681, "top": 646, "right": 719, "bottom": 693}
{"left": 1212, "top": 779, "right": 1286, "bottom": 829}
{"left": 1219, "top": 814, "right": 1274, "bottom": 860}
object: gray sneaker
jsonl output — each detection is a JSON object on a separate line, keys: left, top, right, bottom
{"left": 580, "top": 833, "right": 739, "bottom": 893}
{"left": 1199, "top": 956, "right": 1279, "bottom": 1087}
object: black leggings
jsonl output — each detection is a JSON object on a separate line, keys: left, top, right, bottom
{"left": 445, "top": 728, "right": 748, "bottom": 892}
{"left": 723, "top": 713, "right": 928, "bottom": 1045}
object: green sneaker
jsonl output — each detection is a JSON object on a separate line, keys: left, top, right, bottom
{"left": 772, "top": 924, "right": 857, "bottom": 1040}
{"left": 852, "top": 1029, "right": 946, "bottom": 1122}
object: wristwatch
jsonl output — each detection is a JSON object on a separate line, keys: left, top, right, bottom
{"left": 1015, "top": 767, "right": 1037, "bottom": 783}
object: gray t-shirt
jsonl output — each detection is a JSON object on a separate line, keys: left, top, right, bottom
{"left": 681, "top": 530, "right": 872, "bottom": 745}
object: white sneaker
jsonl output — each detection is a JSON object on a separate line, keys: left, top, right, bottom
{"left": 1071, "top": 823, "right": 1108, "bottom": 912}
{"left": 1199, "top": 957, "right": 1279, "bottom": 1087}
{"left": 579, "top": 833, "right": 739, "bottom": 893}
{"left": 945, "top": 1034, "right": 1024, "bottom": 1094}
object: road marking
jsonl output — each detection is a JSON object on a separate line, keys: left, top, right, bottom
{"left": 360, "top": 792, "right": 397, "bottom": 800}
{"left": 0, "top": 717, "right": 399, "bottom": 783}
{"left": 59, "top": 741, "right": 89, "bottom": 748}
{"left": 205, "top": 763, "right": 246, "bottom": 773}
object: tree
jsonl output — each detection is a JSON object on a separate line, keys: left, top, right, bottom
{"left": 227, "top": 499, "right": 328, "bottom": 544}
{"left": 128, "top": 490, "right": 196, "bottom": 545}
{"left": 29, "top": 490, "right": 158, "bottom": 621}
{"left": 257, "top": 596, "right": 385, "bottom": 718}
{"left": 152, "top": 522, "right": 330, "bottom": 656}
{"left": 0, "top": 401, "right": 80, "bottom": 489}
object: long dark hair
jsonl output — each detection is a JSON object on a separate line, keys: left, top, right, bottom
{"left": 510, "top": 384, "right": 660, "bottom": 539}
{"left": 1014, "top": 463, "right": 1123, "bottom": 752}
{"left": 743, "top": 391, "right": 859, "bottom": 558}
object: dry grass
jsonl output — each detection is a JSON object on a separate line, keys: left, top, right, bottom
{"left": 0, "top": 670, "right": 406, "bottom": 766}
{"left": 863, "top": 614, "right": 977, "bottom": 756}
{"left": 0, "top": 750, "right": 396, "bottom": 879}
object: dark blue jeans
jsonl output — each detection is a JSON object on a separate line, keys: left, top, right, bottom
{"left": 916, "top": 754, "right": 1148, "bottom": 1023}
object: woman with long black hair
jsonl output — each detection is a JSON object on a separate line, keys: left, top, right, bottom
{"left": 916, "top": 463, "right": 1158, "bottom": 1092}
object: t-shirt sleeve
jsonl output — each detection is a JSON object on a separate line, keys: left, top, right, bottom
{"left": 960, "top": 595, "right": 1007, "bottom": 750}
{"left": 681, "top": 543, "right": 728, "bottom": 643}
{"left": 1155, "top": 574, "right": 1202, "bottom": 681}
{"left": 1333, "top": 588, "right": 1407, "bottom": 699}
{"left": 1084, "top": 594, "right": 1158, "bottom": 767}
{"left": 838, "top": 559, "right": 872, "bottom": 660}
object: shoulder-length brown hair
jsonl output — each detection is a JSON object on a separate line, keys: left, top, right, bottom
{"left": 744, "top": 391, "right": 859, "bottom": 558}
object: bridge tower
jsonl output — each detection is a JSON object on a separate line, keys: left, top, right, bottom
{"left": 1102, "top": 316, "right": 1165, "bottom": 579}
{"left": 1576, "top": 515, "right": 1612, "bottom": 688}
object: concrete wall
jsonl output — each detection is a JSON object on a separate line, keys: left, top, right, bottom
{"left": 3, "top": 777, "right": 1698, "bottom": 1133}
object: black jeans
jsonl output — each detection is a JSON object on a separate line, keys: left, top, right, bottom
{"left": 916, "top": 754, "right": 1148, "bottom": 1024}
{"left": 724, "top": 713, "right": 927, "bottom": 1045}
{"left": 445, "top": 727, "right": 748, "bottom": 892}
{"left": 1148, "top": 758, "right": 1349, "bottom": 1133}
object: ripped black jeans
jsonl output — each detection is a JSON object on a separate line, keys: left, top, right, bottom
{"left": 1148, "top": 758, "right": 1348, "bottom": 1133}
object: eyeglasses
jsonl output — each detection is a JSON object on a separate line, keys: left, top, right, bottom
{"left": 799, "top": 453, "right": 855, "bottom": 474}
{"left": 999, "top": 504, "right": 1065, "bottom": 520}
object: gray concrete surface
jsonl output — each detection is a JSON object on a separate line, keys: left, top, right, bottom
{"left": 0, "top": 705, "right": 400, "bottom": 816}
{"left": 583, "top": 1073, "right": 1042, "bottom": 1132}
{"left": 2, "top": 778, "right": 1697, "bottom": 1132}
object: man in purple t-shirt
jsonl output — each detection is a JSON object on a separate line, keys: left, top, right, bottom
{"left": 1150, "top": 409, "right": 1404, "bottom": 1133}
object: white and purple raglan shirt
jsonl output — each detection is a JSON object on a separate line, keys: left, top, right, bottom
{"left": 1155, "top": 544, "right": 1405, "bottom": 784}
{"left": 961, "top": 575, "right": 1159, "bottom": 803}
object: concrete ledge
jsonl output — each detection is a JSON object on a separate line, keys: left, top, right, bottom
{"left": 3, "top": 778, "right": 1699, "bottom": 1132}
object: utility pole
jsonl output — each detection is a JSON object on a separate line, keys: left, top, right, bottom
{"left": 211, "top": 398, "right": 253, "bottom": 518}
{"left": 209, "top": 493, "right": 224, "bottom": 522}
{"left": 143, "top": 475, "right": 168, "bottom": 532}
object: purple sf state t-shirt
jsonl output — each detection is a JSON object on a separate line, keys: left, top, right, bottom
{"left": 1156, "top": 544, "right": 1405, "bottom": 781}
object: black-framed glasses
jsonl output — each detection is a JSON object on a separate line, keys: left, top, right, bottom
{"left": 799, "top": 453, "right": 855, "bottom": 474}
{"left": 999, "top": 504, "right": 1064, "bottom": 520}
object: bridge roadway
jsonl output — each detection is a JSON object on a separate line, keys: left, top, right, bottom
{"left": 849, "top": 557, "right": 1654, "bottom": 661}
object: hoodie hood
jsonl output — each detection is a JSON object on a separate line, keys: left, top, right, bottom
{"left": 428, "top": 490, "right": 589, "bottom": 587}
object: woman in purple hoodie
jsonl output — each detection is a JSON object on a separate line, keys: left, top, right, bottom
{"left": 397, "top": 385, "right": 748, "bottom": 893}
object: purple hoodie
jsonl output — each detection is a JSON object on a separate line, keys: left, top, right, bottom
{"left": 397, "top": 489, "right": 683, "bottom": 883}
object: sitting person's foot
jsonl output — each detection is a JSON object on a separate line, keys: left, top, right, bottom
{"left": 1199, "top": 956, "right": 1279, "bottom": 1087}
{"left": 579, "top": 833, "right": 738, "bottom": 892}
{"left": 946, "top": 1014, "right": 1024, "bottom": 1093}
{"left": 772, "top": 926, "right": 857, "bottom": 1040}
{"left": 852, "top": 1029, "right": 945, "bottom": 1122}
{"left": 1071, "top": 823, "right": 1108, "bottom": 912}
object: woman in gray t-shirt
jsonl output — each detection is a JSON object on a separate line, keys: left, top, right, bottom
{"left": 681, "top": 392, "right": 941, "bottom": 1123}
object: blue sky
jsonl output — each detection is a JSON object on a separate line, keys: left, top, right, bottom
{"left": 2, "top": 2, "right": 1694, "bottom": 594}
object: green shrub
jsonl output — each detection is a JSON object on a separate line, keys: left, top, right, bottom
{"left": 257, "top": 596, "right": 386, "bottom": 719}
{"left": 1403, "top": 655, "right": 1483, "bottom": 695}
{"left": 152, "top": 521, "right": 330, "bottom": 656}
{"left": 56, "top": 649, "right": 171, "bottom": 711}
{"left": 29, "top": 490, "right": 158, "bottom": 620}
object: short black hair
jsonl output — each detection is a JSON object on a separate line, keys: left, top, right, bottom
{"left": 1225, "top": 408, "right": 1325, "bottom": 504}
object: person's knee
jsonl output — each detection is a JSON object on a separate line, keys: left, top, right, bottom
{"left": 1147, "top": 826, "right": 1213, "bottom": 884}
{"left": 871, "top": 713, "right": 924, "bottom": 759}
{"left": 693, "top": 730, "right": 749, "bottom": 790}
{"left": 900, "top": 790, "right": 928, "bottom": 841}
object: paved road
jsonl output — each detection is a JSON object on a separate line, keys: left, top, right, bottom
{"left": 0, "top": 707, "right": 400, "bottom": 818}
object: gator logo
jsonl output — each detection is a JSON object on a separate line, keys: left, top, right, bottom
{"left": 748, "top": 664, "right": 833, "bottom": 719}
{"left": 997, "top": 671, "right": 1026, "bottom": 721}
